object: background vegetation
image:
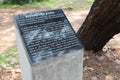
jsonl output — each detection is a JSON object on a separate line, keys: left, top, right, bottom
{"left": 3, "top": 0, "right": 55, "bottom": 4}
{"left": 0, "top": 0, "right": 94, "bottom": 10}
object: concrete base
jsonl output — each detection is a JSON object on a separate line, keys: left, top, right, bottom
{"left": 15, "top": 26, "right": 83, "bottom": 80}
{"left": 33, "top": 49, "right": 83, "bottom": 80}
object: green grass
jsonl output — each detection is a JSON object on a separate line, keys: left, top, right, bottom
{"left": 0, "top": 47, "right": 19, "bottom": 70}
{"left": 0, "top": 0, "right": 94, "bottom": 10}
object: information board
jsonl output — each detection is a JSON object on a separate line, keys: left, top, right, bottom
{"left": 14, "top": 9, "right": 83, "bottom": 63}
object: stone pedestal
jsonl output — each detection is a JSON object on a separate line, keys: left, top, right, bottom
{"left": 16, "top": 30, "right": 83, "bottom": 80}
{"left": 14, "top": 9, "right": 84, "bottom": 80}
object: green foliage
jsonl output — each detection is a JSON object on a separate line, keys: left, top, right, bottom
{"left": 0, "top": 0, "right": 56, "bottom": 8}
{"left": 3, "top": 0, "right": 56, "bottom": 5}
{"left": 32, "top": 0, "right": 42, "bottom": 2}
{"left": 3, "top": 0, "right": 28, "bottom": 5}
{"left": 0, "top": 47, "right": 19, "bottom": 70}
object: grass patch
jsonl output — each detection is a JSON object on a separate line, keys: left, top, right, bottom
{"left": 0, "top": 0, "right": 94, "bottom": 10}
{"left": 39, "top": 0, "right": 94, "bottom": 10}
{"left": 0, "top": 47, "right": 19, "bottom": 70}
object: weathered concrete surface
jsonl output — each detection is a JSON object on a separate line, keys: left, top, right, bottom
{"left": 32, "top": 49, "right": 83, "bottom": 80}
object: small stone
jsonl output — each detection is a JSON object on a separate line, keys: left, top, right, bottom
{"left": 97, "top": 56, "right": 105, "bottom": 61}
{"left": 10, "top": 58, "right": 17, "bottom": 64}
{"left": 83, "top": 56, "right": 90, "bottom": 61}
{"left": 115, "top": 66, "right": 120, "bottom": 69}
{"left": 91, "top": 76, "right": 98, "bottom": 80}
{"left": 103, "top": 46, "right": 108, "bottom": 52}
{"left": 96, "top": 72, "right": 99, "bottom": 77}
{"left": 97, "top": 63, "right": 102, "bottom": 68}
{"left": 106, "top": 75, "right": 114, "bottom": 80}
{"left": 15, "top": 69, "right": 21, "bottom": 73}
{"left": 84, "top": 66, "right": 94, "bottom": 71}
{"left": 103, "top": 71, "right": 109, "bottom": 75}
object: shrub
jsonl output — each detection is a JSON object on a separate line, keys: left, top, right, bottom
{"left": 3, "top": 0, "right": 56, "bottom": 5}
{"left": 3, "top": 0, "right": 29, "bottom": 5}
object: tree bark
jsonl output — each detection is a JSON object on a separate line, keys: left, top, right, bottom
{"left": 77, "top": 0, "right": 120, "bottom": 52}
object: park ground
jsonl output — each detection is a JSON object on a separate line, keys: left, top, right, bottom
{"left": 0, "top": 1, "right": 120, "bottom": 80}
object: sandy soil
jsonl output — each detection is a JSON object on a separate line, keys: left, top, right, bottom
{"left": 0, "top": 7, "right": 120, "bottom": 80}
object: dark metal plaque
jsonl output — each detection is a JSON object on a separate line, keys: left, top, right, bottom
{"left": 14, "top": 9, "right": 83, "bottom": 63}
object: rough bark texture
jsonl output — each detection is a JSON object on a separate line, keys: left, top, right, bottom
{"left": 77, "top": 0, "right": 120, "bottom": 52}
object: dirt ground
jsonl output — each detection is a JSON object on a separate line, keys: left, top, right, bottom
{"left": 0, "top": 7, "right": 120, "bottom": 80}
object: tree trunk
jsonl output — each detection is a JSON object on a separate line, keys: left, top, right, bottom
{"left": 77, "top": 0, "right": 120, "bottom": 52}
